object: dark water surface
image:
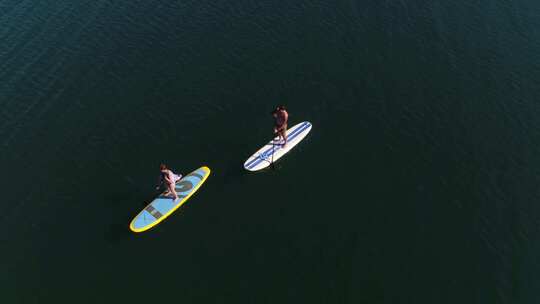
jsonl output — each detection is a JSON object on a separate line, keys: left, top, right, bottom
{"left": 2, "top": 0, "right": 540, "bottom": 303}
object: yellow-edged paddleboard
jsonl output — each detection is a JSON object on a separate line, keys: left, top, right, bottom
{"left": 129, "top": 166, "right": 210, "bottom": 233}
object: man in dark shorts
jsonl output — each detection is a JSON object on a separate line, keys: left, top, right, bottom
{"left": 272, "top": 105, "right": 289, "bottom": 146}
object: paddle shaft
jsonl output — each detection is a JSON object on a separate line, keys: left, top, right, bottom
{"left": 270, "top": 133, "right": 275, "bottom": 169}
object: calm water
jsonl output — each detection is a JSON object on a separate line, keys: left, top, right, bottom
{"left": 2, "top": 0, "right": 540, "bottom": 303}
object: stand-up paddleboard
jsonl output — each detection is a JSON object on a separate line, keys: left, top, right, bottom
{"left": 130, "top": 166, "right": 211, "bottom": 233}
{"left": 244, "top": 121, "right": 312, "bottom": 171}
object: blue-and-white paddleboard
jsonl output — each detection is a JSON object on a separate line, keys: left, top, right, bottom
{"left": 130, "top": 166, "right": 211, "bottom": 233}
{"left": 244, "top": 121, "right": 312, "bottom": 171}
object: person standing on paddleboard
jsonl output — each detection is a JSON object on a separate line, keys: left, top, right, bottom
{"left": 272, "top": 105, "right": 288, "bottom": 146}
{"left": 157, "top": 164, "right": 182, "bottom": 200}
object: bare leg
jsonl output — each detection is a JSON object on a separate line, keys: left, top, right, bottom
{"left": 168, "top": 183, "right": 178, "bottom": 200}
{"left": 280, "top": 129, "right": 287, "bottom": 146}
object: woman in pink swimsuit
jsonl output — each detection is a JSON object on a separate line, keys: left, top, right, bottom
{"left": 157, "top": 164, "right": 182, "bottom": 200}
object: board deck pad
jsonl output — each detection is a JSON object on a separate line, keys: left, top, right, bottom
{"left": 130, "top": 166, "right": 211, "bottom": 233}
{"left": 244, "top": 121, "right": 312, "bottom": 171}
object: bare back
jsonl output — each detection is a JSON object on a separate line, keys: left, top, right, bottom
{"left": 274, "top": 109, "right": 288, "bottom": 127}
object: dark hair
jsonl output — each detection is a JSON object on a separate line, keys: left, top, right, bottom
{"left": 160, "top": 163, "right": 167, "bottom": 170}
{"left": 271, "top": 105, "right": 286, "bottom": 115}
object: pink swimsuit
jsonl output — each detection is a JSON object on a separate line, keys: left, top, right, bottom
{"left": 163, "top": 170, "right": 181, "bottom": 186}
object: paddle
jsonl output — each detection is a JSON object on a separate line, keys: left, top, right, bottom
{"left": 270, "top": 134, "right": 276, "bottom": 169}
